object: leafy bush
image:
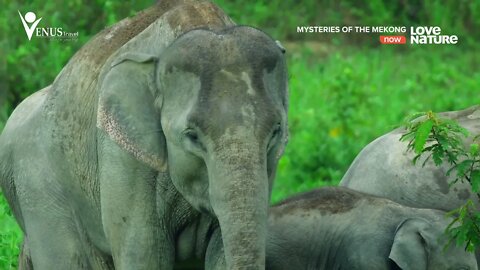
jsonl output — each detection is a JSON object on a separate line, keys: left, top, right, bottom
{"left": 400, "top": 111, "right": 480, "bottom": 251}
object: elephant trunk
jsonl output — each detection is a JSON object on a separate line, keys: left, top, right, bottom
{"left": 208, "top": 142, "right": 269, "bottom": 269}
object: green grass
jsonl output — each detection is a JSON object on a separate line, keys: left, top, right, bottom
{"left": 272, "top": 44, "right": 480, "bottom": 202}
{"left": 0, "top": 195, "right": 21, "bottom": 269}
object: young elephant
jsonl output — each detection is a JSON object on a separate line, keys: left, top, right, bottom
{"left": 266, "top": 187, "right": 477, "bottom": 270}
{"left": 339, "top": 106, "right": 480, "bottom": 268}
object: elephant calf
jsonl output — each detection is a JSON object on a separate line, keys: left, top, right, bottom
{"left": 266, "top": 187, "right": 477, "bottom": 270}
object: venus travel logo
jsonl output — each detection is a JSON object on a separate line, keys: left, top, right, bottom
{"left": 18, "top": 11, "right": 42, "bottom": 40}
{"left": 18, "top": 10, "right": 79, "bottom": 41}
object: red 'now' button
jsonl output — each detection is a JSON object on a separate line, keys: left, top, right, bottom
{"left": 380, "top": 36, "right": 406, "bottom": 44}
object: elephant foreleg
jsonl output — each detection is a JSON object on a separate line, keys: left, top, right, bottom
{"left": 98, "top": 134, "right": 175, "bottom": 269}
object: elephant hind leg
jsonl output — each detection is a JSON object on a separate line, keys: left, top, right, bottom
{"left": 18, "top": 188, "right": 93, "bottom": 269}
{"left": 18, "top": 238, "right": 33, "bottom": 270}
{"left": 20, "top": 193, "right": 112, "bottom": 269}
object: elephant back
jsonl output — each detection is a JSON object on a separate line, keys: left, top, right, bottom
{"left": 41, "top": 0, "right": 235, "bottom": 201}
{"left": 340, "top": 105, "right": 480, "bottom": 211}
{"left": 437, "top": 105, "right": 480, "bottom": 145}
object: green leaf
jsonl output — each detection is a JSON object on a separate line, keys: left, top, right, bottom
{"left": 412, "top": 154, "right": 422, "bottom": 165}
{"left": 432, "top": 145, "right": 445, "bottom": 166}
{"left": 446, "top": 151, "right": 458, "bottom": 164}
{"left": 446, "top": 165, "right": 457, "bottom": 177}
{"left": 422, "top": 153, "right": 433, "bottom": 167}
{"left": 456, "top": 160, "right": 473, "bottom": 178}
{"left": 471, "top": 170, "right": 480, "bottom": 193}
{"left": 399, "top": 131, "right": 415, "bottom": 143}
{"left": 414, "top": 119, "right": 434, "bottom": 154}
{"left": 470, "top": 144, "right": 479, "bottom": 157}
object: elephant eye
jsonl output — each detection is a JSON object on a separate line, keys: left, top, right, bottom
{"left": 185, "top": 130, "right": 199, "bottom": 142}
{"left": 183, "top": 128, "right": 205, "bottom": 151}
{"left": 273, "top": 125, "right": 282, "bottom": 137}
{"left": 268, "top": 123, "right": 282, "bottom": 150}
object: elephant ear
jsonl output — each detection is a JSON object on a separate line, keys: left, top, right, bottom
{"left": 97, "top": 52, "right": 167, "bottom": 172}
{"left": 389, "top": 218, "right": 431, "bottom": 270}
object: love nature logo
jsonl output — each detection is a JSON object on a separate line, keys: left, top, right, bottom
{"left": 18, "top": 10, "right": 79, "bottom": 41}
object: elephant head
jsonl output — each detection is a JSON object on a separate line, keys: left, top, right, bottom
{"left": 98, "top": 26, "right": 288, "bottom": 268}
{"left": 389, "top": 217, "right": 477, "bottom": 270}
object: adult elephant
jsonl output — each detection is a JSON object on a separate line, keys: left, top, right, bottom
{"left": 0, "top": 1, "right": 288, "bottom": 269}
{"left": 340, "top": 105, "right": 480, "bottom": 211}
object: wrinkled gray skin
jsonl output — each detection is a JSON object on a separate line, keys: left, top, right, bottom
{"left": 340, "top": 105, "right": 480, "bottom": 211}
{"left": 265, "top": 187, "right": 477, "bottom": 270}
{"left": 0, "top": 1, "right": 288, "bottom": 269}
{"left": 340, "top": 105, "right": 480, "bottom": 268}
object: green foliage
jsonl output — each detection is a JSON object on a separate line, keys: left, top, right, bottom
{"left": 0, "top": 108, "right": 7, "bottom": 132}
{"left": 401, "top": 111, "right": 469, "bottom": 167}
{"left": 273, "top": 46, "right": 480, "bottom": 202}
{"left": 447, "top": 200, "right": 480, "bottom": 252}
{"left": 413, "top": 118, "right": 434, "bottom": 154}
{"left": 0, "top": 195, "right": 21, "bottom": 269}
{"left": 401, "top": 111, "right": 480, "bottom": 251}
